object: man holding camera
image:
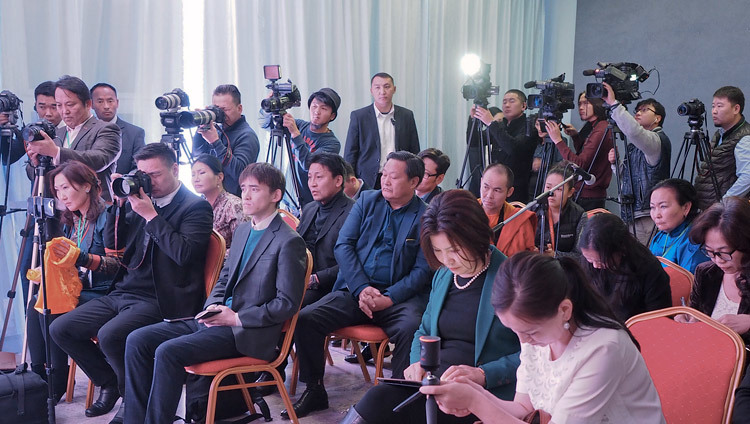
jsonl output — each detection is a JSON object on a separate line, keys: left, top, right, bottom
{"left": 193, "top": 84, "right": 260, "bottom": 197}
{"left": 694, "top": 86, "right": 750, "bottom": 209}
{"left": 470, "top": 89, "right": 539, "bottom": 203}
{"left": 345, "top": 73, "right": 420, "bottom": 190}
{"left": 50, "top": 143, "right": 213, "bottom": 423}
{"left": 25, "top": 75, "right": 121, "bottom": 202}
{"left": 259, "top": 87, "right": 342, "bottom": 207}
{"left": 91, "top": 82, "right": 146, "bottom": 175}
{"left": 602, "top": 82, "right": 671, "bottom": 244}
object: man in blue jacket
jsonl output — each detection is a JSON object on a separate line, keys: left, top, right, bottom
{"left": 284, "top": 151, "right": 432, "bottom": 419}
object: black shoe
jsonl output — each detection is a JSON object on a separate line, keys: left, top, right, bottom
{"left": 108, "top": 402, "right": 124, "bottom": 424}
{"left": 331, "top": 339, "right": 342, "bottom": 347}
{"left": 85, "top": 385, "right": 120, "bottom": 417}
{"left": 344, "top": 344, "right": 373, "bottom": 364}
{"left": 255, "top": 369, "right": 285, "bottom": 397}
{"left": 280, "top": 384, "right": 328, "bottom": 419}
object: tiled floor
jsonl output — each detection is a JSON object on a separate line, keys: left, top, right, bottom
{"left": 53, "top": 343, "right": 382, "bottom": 423}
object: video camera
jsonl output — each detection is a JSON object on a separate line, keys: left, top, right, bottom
{"left": 155, "top": 88, "right": 192, "bottom": 134}
{"left": 112, "top": 170, "right": 152, "bottom": 198}
{"left": 525, "top": 73, "right": 576, "bottom": 122}
{"left": 461, "top": 62, "right": 500, "bottom": 108}
{"left": 0, "top": 90, "right": 21, "bottom": 114}
{"left": 260, "top": 65, "right": 301, "bottom": 115}
{"left": 583, "top": 62, "right": 649, "bottom": 104}
{"left": 22, "top": 120, "right": 56, "bottom": 142}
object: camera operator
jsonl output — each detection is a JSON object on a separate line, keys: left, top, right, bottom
{"left": 193, "top": 84, "right": 260, "bottom": 197}
{"left": 259, "top": 87, "right": 342, "bottom": 206}
{"left": 91, "top": 82, "right": 146, "bottom": 175}
{"left": 25, "top": 75, "right": 121, "bottom": 202}
{"left": 49, "top": 143, "right": 213, "bottom": 422}
{"left": 544, "top": 92, "right": 614, "bottom": 211}
{"left": 601, "top": 82, "right": 671, "bottom": 244}
{"left": 694, "top": 86, "right": 750, "bottom": 210}
{"left": 470, "top": 89, "right": 539, "bottom": 203}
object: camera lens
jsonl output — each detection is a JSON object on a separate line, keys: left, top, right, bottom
{"left": 22, "top": 126, "right": 42, "bottom": 142}
{"left": 112, "top": 176, "right": 137, "bottom": 198}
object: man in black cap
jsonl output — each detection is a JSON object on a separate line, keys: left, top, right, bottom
{"left": 260, "top": 88, "right": 342, "bottom": 206}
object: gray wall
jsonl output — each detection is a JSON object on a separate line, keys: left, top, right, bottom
{"left": 573, "top": 0, "right": 750, "bottom": 207}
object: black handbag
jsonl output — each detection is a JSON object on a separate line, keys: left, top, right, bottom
{"left": 0, "top": 369, "right": 48, "bottom": 424}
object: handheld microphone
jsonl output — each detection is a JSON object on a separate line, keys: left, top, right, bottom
{"left": 419, "top": 336, "right": 440, "bottom": 424}
{"left": 582, "top": 69, "right": 598, "bottom": 76}
{"left": 571, "top": 165, "right": 597, "bottom": 186}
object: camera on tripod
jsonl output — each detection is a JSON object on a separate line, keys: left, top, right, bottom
{"left": 461, "top": 59, "right": 500, "bottom": 108}
{"left": 525, "top": 73, "right": 575, "bottom": 122}
{"left": 260, "top": 65, "right": 301, "bottom": 115}
{"left": 112, "top": 170, "right": 152, "bottom": 198}
{"left": 678, "top": 98, "right": 706, "bottom": 129}
{"left": 583, "top": 62, "right": 649, "bottom": 104}
{"left": 155, "top": 88, "right": 192, "bottom": 134}
{"left": 0, "top": 90, "right": 21, "bottom": 114}
{"left": 22, "top": 120, "right": 57, "bottom": 142}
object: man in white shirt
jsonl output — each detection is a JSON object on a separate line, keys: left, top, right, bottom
{"left": 345, "top": 72, "right": 420, "bottom": 189}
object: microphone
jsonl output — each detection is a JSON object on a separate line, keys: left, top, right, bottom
{"left": 571, "top": 165, "right": 597, "bottom": 185}
{"left": 523, "top": 80, "right": 536, "bottom": 89}
{"left": 582, "top": 69, "right": 598, "bottom": 76}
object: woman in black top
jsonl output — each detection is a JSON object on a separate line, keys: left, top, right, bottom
{"left": 578, "top": 212, "right": 671, "bottom": 321}
{"left": 535, "top": 162, "right": 587, "bottom": 259}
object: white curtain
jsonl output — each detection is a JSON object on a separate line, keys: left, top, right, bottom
{"left": 0, "top": 0, "right": 548, "bottom": 354}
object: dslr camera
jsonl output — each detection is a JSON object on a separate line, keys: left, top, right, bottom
{"left": 525, "top": 74, "right": 576, "bottom": 122}
{"left": 677, "top": 98, "right": 706, "bottom": 129}
{"left": 260, "top": 65, "right": 301, "bottom": 114}
{"left": 584, "top": 62, "right": 649, "bottom": 104}
{"left": 112, "top": 170, "right": 152, "bottom": 198}
{"left": 0, "top": 90, "right": 21, "bottom": 114}
{"left": 461, "top": 62, "right": 500, "bottom": 108}
{"left": 22, "top": 119, "right": 57, "bottom": 142}
{"left": 155, "top": 88, "right": 192, "bottom": 135}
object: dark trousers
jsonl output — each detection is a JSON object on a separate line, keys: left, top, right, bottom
{"left": 295, "top": 290, "right": 425, "bottom": 384}
{"left": 355, "top": 383, "right": 478, "bottom": 424}
{"left": 27, "top": 299, "right": 67, "bottom": 371}
{"left": 576, "top": 196, "right": 606, "bottom": 211}
{"left": 123, "top": 320, "right": 239, "bottom": 424}
{"left": 49, "top": 292, "right": 161, "bottom": 395}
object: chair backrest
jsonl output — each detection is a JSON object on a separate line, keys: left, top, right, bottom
{"left": 273, "top": 249, "right": 313, "bottom": 367}
{"left": 657, "top": 256, "right": 695, "bottom": 307}
{"left": 278, "top": 209, "right": 300, "bottom": 231}
{"left": 586, "top": 207, "right": 611, "bottom": 218}
{"left": 204, "top": 230, "right": 226, "bottom": 296}
{"left": 626, "top": 306, "right": 746, "bottom": 424}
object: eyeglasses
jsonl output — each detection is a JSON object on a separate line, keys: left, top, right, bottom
{"left": 424, "top": 172, "right": 439, "bottom": 179}
{"left": 635, "top": 107, "right": 656, "bottom": 115}
{"left": 700, "top": 246, "right": 736, "bottom": 261}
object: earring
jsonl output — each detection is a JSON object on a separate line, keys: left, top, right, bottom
{"left": 85, "top": 189, "right": 90, "bottom": 193}
{"left": 563, "top": 321, "right": 571, "bottom": 330}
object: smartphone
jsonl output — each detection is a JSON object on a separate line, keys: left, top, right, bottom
{"left": 195, "top": 309, "right": 221, "bottom": 320}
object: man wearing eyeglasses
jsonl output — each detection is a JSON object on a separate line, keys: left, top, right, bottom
{"left": 602, "top": 82, "right": 671, "bottom": 245}
{"left": 415, "top": 148, "right": 450, "bottom": 204}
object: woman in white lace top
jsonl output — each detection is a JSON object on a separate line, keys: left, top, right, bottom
{"left": 421, "top": 252, "right": 665, "bottom": 423}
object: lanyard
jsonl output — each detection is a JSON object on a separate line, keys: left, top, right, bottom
{"left": 75, "top": 216, "right": 89, "bottom": 249}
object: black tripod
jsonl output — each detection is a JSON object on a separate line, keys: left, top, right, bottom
{"left": 161, "top": 127, "right": 194, "bottom": 165}
{"left": 605, "top": 110, "right": 638, "bottom": 237}
{"left": 265, "top": 113, "right": 302, "bottom": 214}
{"left": 672, "top": 115, "right": 721, "bottom": 202}
{"left": 457, "top": 106, "right": 493, "bottom": 192}
{"left": 533, "top": 135, "right": 558, "bottom": 198}
{"left": 392, "top": 335, "right": 441, "bottom": 424}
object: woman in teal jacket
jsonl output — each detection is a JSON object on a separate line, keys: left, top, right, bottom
{"left": 340, "top": 189, "right": 521, "bottom": 424}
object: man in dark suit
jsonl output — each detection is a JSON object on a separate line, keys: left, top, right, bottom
{"left": 298, "top": 152, "right": 355, "bottom": 306}
{"left": 50, "top": 143, "right": 213, "bottom": 423}
{"left": 123, "top": 162, "right": 307, "bottom": 424}
{"left": 25, "top": 75, "right": 121, "bottom": 202}
{"left": 345, "top": 73, "right": 420, "bottom": 189}
{"left": 416, "top": 147, "right": 450, "bottom": 204}
{"left": 284, "top": 151, "right": 432, "bottom": 419}
{"left": 194, "top": 84, "right": 260, "bottom": 196}
{"left": 343, "top": 160, "right": 370, "bottom": 200}
{"left": 90, "top": 82, "right": 146, "bottom": 174}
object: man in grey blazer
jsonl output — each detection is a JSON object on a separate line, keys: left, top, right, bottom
{"left": 91, "top": 82, "right": 146, "bottom": 174}
{"left": 124, "top": 162, "right": 307, "bottom": 424}
{"left": 26, "top": 75, "right": 121, "bottom": 202}
{"left": 344, "top": 72, "right": 420, "bottom": 189}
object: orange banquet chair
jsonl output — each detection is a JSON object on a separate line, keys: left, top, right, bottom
{"left": 626, "top": 306, "right": 746, "bottom": 424}
{"left": 278, "top": 208, "right": 299, "bottom": 231}
{"left": 657, "top": 256, "right": 695, "bottom": 307}
{"left": 185, "top": 249, "right": 313, "bottom": 424}
{"left": 586, "top": 207, "right": 611, "bottom": 218}
{"left": 67, "top": 230, "right": 226, "bottom": 406}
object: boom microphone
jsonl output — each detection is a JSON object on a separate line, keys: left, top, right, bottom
{"left": 582, "top": 69, "right": 598, "bottom": 76}
{"left": 523, "top": 80, "right": 537, "bottom": 89}
{"left": 571, "top": 165, "right": 597, "bottom": 185}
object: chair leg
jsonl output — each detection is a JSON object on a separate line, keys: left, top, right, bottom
{"left": 205, "top": 375, "right": 222, "bottom": 424}
{"left": 66, "top": 359, "right": 76, "bottom": 403}
{"left": 324, "top": 337, "right": 334, "bottom": 366}
{"left": 350, "top": 341, "right": 371, "bottom": 382}
{"left": 236, "top": 373, "right": 256, "bottom": 414}
{"left": 270, "top": 368, "right": 299, "bottom": 424}
{"left": 291, "top": 347, "right": 300, "bottom": 396}
{"left": 85, "top": 378, "right": 95, "bottom": 409}
{"left": 374, "top": 339, "right": 390, "bottom": 382}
